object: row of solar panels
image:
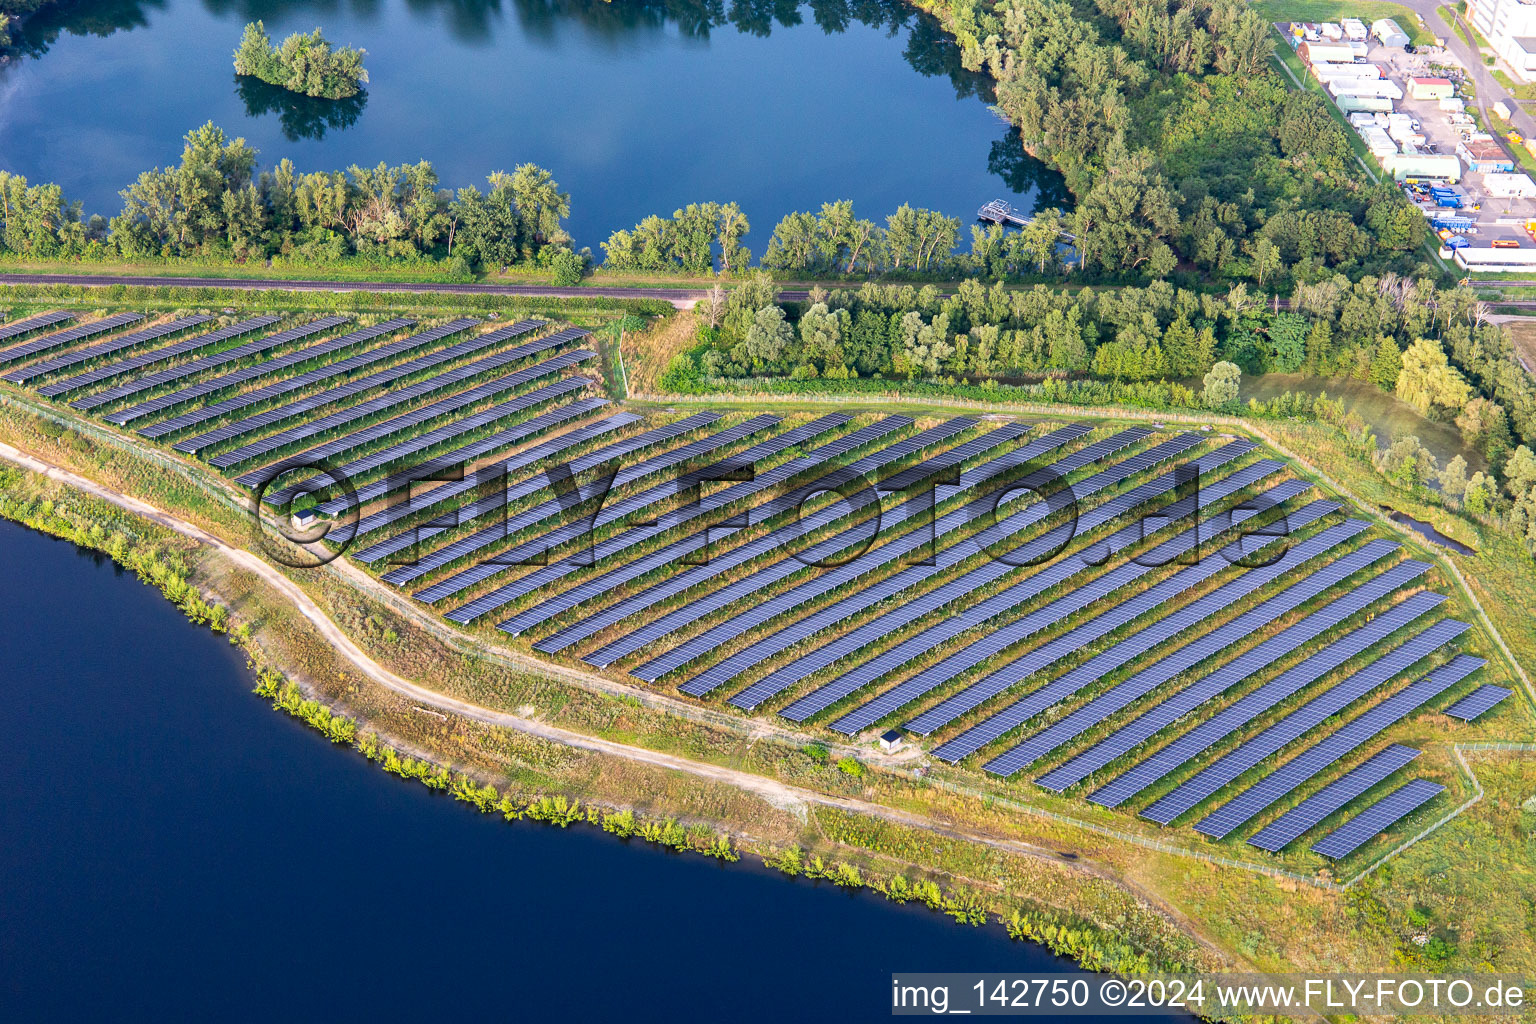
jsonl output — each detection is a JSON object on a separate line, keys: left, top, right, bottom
{"left": 151, "top": 319, "right": 482, "bottom": 443}
{"left": 3, "top": 315, "right": 213, "bottom": 384}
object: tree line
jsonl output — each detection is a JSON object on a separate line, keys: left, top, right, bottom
{"left": 0, "top": 123, "right": 582, "bottom": 279}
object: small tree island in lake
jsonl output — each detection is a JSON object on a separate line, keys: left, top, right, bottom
{"left": 233, "top": 21, "right": 367, "bottom": 100}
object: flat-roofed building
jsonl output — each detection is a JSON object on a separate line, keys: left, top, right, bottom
{"left": 1469, "top": 0, "right": 1536, "bottom": 80}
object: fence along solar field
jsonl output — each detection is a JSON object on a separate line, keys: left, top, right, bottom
{"left": 0, "top": 318, "right": 1508, "bottom": 865}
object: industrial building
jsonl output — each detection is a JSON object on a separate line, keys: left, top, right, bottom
{"left": 1467, "top": 0, "right": 1536, "bottom": 82}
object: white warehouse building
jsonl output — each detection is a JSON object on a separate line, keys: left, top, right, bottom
{"left": 1469, "top": 0, "right": 1536, "bottom": 81}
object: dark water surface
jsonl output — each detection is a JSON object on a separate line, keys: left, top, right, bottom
{"left": 1, "top": 0, "right": 1064, "bottom": 248}
{"left": 0, "top": 519, "right": 1168, "bottom": 1021}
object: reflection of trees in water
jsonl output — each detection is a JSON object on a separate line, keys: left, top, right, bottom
{"left": 235, "top": 74, "right": 365, "bottom": 140}
{"left": 989, "top": 127, "right": 1072, "bottom": 209}
{"left": 10, "top": 0, "right": 165, "bottom": 57}
{"left": 14, "top": 0, "right": 984, "bottom": 101}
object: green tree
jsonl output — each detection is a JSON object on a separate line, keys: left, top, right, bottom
{"left": 1374, "top": 433, "right": 1438, "bottom": 489}
{"left": 1202, "top": 360, "right": 1241, "bottom": 408}
{"left": 1369, "top": 336, "right": 1403, "bottom": 392}
{"left": 1439, "top": 454, "right": 1469, "bottom": 501}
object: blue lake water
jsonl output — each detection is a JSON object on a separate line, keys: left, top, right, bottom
{"left": 0, "top": 0, "right": 1064, "bottom": 250}
{"left": 0, "top": 518, "right": 1183, "bottom": 1021}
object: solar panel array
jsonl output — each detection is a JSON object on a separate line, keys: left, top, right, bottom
{"left": 1247, "top": 744, "right": 1421, "bottom": 852}
{"left": 36, "top": 316, "right": 282, "bottom": 398}
{"left": 819, "top": 461, "right": 1295, "bottom": 734}
{"left": 109, "top": 318, "right": 413, "bottom": 428}
{"left": 1032, "top": 558, "right": 1432, "bottom": 793}
{"left": 539, "top": 422, "right": 1041, "bottom": 657}
{"left": 1311, "top": 778, "right": 1444, "bottom": 859}
{"left": 898, "top": 480, "right": 1311, "bottom": 746}
{"left": 0, "top": 313, "right": 143, "bottom": 366}
{"left": 14, "top": 320, "right": 1488, "bottom": 850}
{"left": 301, "top": 386, "right": 603, "bottom": 516}
{"left": 1444, "top": 684, "right": 1512, "bottom": 721}
{"left": 352, "top": 412, "right": 725, "bottom": 559}
{"left": 1091, "top": 590, "right": 1447, "bottom": 809}
{"left": 345, "top": 411, "right": 646, "bottom": 536}
{"left": 1193, "top": 654, "right": 1483, "bottom": 838}
{"left": 230, "top": 348, "right": 595, "bottom": 485}
{"left": 456, "top": 417, "right": 973, "bottom": 624}
{"left": 924, "top": 509, "right": 1356, "bottom": 766}
{"left": 149, "top": 318, "right": 486, "bottom": 444}
{"left": 493, "top": 414, "right": 922, "bottom": 638}
{"left": 617, "top": 422, "right": 1089, "bottom": 679}
{"left": 3, "top": 315, "right": 212, "bottom": 384}
{"left": 1140, "top": 618, "right": 1469, "bottom": 825}
{"left": 676, "top": 428, "right": 1167, "bottom": 699}
{"left": 83, "top": 316, "right": 354, "bottom": 416}
{"left": 390, "top": 413, "right": 791, "bottom": 596}
{"left": 0, "top": 310, "right": 74, "bottom": 343}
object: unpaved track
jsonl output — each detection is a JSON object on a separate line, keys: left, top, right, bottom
{"left": 0, "top": 439, "right": 1236, "bottom": 954}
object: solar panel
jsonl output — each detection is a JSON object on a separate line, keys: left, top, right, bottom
{"left": 924, "top": 506, "right": 1355, "bottom": 765}
{"left": 0, "top": 313, "right": 143, "bottom": 366}
{"left": 497, "top": 411, "right": 897, "bottom": 635}
{"left": 95, "top": 316, "right": 368, "bottom": 421}
{"left": 70, "top": 316, "right": 352, "bottom": 411}
{"left": 539, "top": 421, "right": 1042, "bottom": 657}
{"left": 1193, "top": 655, "right": 1482, "bottom": 838}
{"left": 575, "top": 423, "right": 1088, "bottom": 668}
{"left": 308, "top": 391, "right": 608, "bottom": 517}
{"left": 213, "top": 343, "right": 586, "bottom": 481}
{"left": 1091, "top": 590, "right": 1447, "bottom": 809}
{"left": 115, "top": 318, "right": 418, "bottom": 430}
{"left": 895, "top": 480, "right": 1312, "bottom": 744}
{"left": 453, "top": 418, "right": 974, "bottom": 624}
{"left": 0, "top": 310, "right": 74, "bottom": 343}
{"left": 3, "top": 315, "right": 213, "bottom": 383}
{"left": 387, "top": 413, "right": 789, "bottom": 596}
{"left": 148, "top": 318, "right": 487, "bottom": 443}
{"left": 238, "top": 349, "right": 595, "bottom": 494}
{"left": 398, "top": 416, "right": 918, "bottom": 597}
{"left": 816, "top": 458, "right": 1289, "bottom": 733}
{"left": 346, "top": 410, "right": 647, "bottom": 536}
{"left": 153, "top": 318, "right": 557, "bottom": 447}
{"left": 1247, "top": 744, "right": 1421, "bottom": 852}
{"left": 1138, "top": 618, "right": 1469, "bottom": 825}
{"left": 351, "top": 412, "right": 724, "bottom": 556}
{"left": 171, "top": 319, "right": 555, "bottom": 454}
{"left": 985, "top": 538, "right": 1400, "bottom": 780}
{"left": 37, "top": 316, "right": 282, "bottom": 398}
{"left": 1310, "top": 778, "right": 1444, "bottom": 859}
{"left": 1444, "top": 684, "right": 1512, "bottom": 721}
{"left": 1032, "top": 558, "right": 1431, "bottom": 793}
{"left": 673, "top": 427, "right": 1169, "bottom": 699}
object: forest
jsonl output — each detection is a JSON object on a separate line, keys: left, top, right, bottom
{"left": 902, "top": 0, "right": 1431, "bottom": 285}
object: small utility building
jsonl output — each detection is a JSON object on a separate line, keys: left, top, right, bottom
{"left": 1408, "top": 77, "right": 1454, "bottom": 99}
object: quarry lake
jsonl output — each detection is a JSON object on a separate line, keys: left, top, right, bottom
{"left": 0, "top": 0, "right": 1064, "bottom": 249}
